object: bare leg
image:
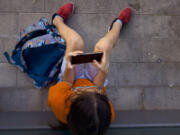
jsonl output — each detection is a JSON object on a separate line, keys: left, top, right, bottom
{"left": 94, "top": 21, "right": 122, "bottom": 61}
{"left": 53, "top": 16, "right": 84, "bottom": 57}
{"left": 53, "top": 16, "right": 84, "bottom": 84}
{"left": 93, "top": 21, "right": 122, "bottom": 87}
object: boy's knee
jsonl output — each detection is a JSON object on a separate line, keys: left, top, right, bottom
{"left": 70, "top": 36, "right": 84, "bottom": 51}
{"left": 94, "top": 38, "right": 112, "bottom": 52}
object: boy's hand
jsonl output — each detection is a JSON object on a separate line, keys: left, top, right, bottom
{"left": 63, "top": 51, "right": 83, "bottom": 85}
{"left": 65, "top": 51, "right": 84, "bottom": 69}
{"left": 93, "top": 49, "right": 108, "bottom": 74}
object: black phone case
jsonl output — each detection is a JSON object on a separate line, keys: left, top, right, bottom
{"left": 71, "top": 52, "right": 103, "bottom": 64}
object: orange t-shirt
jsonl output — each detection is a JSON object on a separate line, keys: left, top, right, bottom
{"left": 48, "top": 78, "right": 115, "bottom": 124}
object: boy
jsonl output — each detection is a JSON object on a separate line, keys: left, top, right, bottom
{"left": 48, "top": 2, "right": 131, "bottom": 135}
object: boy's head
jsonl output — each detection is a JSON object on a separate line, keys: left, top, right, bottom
{"left": 67, "top": 92, "right": 111, "bottom": 135}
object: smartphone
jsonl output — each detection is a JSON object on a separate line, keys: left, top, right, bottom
{"left": 71, "top": 52, "right": 103, "bottom": 64}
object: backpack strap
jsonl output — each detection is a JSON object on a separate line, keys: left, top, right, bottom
{"left": 14, "top": 29, "right": 48, "bottom": 53}
{"left": 4, "top": 29, "right": 48, "bottom": 64}
{"left": 4, "top": 52, "right": 11, "bottom": 63}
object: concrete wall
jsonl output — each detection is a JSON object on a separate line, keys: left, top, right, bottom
{"left": 0, "top": 0, "right": 180, "bottom": 112}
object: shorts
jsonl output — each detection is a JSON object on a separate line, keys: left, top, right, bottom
{"left": 58, "top": 58, "right": 108, "bottom": 86}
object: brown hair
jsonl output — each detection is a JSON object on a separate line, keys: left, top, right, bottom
{"left": 67, "top": 92, "right": 111, "bottom": 135}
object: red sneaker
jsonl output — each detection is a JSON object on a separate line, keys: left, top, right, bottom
{"left": 108, "top": 7, "right": 131, "bottom": 31}
{"left": 118, "top": 7, "right": 131, "bottom": 24}
{"left": 57, "top": 2, "right": 74, "bottom": 22}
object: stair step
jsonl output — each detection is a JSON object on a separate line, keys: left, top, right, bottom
{"left": 1, "top": 110, "right": 180, "bottom": 130}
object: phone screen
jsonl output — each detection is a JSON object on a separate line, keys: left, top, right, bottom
{"left": 71, "top": 52, "right": 103, "bottom": 64}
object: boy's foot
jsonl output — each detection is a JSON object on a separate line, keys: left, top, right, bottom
{"left": 52, "top": 2, "right": 74, "bottom": 23}
{"left": 109, "top": 7, "right": 131, "bottom": 31}
{"left": 118, "top": 7, "right": 131, "bottom": 25}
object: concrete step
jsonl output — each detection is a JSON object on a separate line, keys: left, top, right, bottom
{"left": 1, "top": 111, "right": 180, "bottom": 130}
{"left": 0, "top": 0, "right": 180, "bottom": 113}
{"left": 1, "top": 85, "right": 180, "bottom": 112}
{"left": 1, "top": 63, "right": 180, "bottom": 112}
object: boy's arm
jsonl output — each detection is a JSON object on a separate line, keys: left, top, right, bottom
{"left": 93, "top": 49, "right": 108, "bottom": 87}
{"left": 93, "top": 70, "right": 107, "bottom": 87}
{"left": 62, "top": 65, "right": 74, "bottom": 86}
{"left": 62, "top": 51, "right": 83, "bottom": 86}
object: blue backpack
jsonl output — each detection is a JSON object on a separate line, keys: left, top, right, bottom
{"left": 4, "top": 17, "right": 66, "bottom": 88}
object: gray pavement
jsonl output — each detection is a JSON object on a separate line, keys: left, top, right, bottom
{"left": 0, "top": 0, "right": 180, "bottom": 112}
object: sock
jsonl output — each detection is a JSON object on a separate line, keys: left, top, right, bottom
{"left": 115, "top": 19, "right": 123, "bottom": 26}
{"left": 108, "top": 18, "right": 123, "bottom": 32}
{"left": 56, "top": 15, "right": 64, "bottom": 22}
